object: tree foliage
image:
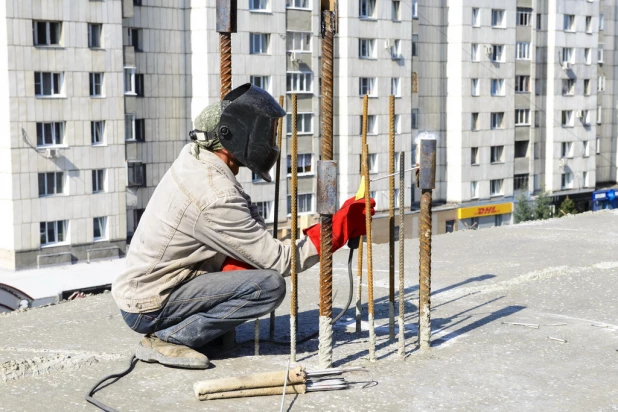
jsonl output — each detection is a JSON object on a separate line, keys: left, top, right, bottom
{"left": 558, "top": 196, "right": 578, "bottom": 216}
{"left": 533, "top": 190, "right": 553, "bottom": 220}
{"left": 514, "top": 192, "right": 534, "bottom": 223}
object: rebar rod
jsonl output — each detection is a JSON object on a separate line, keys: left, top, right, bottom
{"left": 318, "top": 9, "right": 336, "bottom": 369}
{"left": 219, "top": 33, "right": 232, "bottom": 99}
{"left": 388, "top": 95, "right": 395, "bottom": 341}
{"left": 364, "top": 143, "right": 375, "bottom": 362}
{"left": 269, "top": 95, "right": 284, "bottom": 340}
{"left": 419, "top": 189, "right": 432, "bottom": 350}
{"left": 355, "top": 238, "right": 363, "bottom": 334}
{"left": 398, "top": 152, "right": 406, "bottom": 358}
{"left": 290, "top": 94, "right": 299, "bottom": 362}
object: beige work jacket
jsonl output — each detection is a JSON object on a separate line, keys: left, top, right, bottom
{"left": 112, "top": 144, "right": 319, "bottom": 313}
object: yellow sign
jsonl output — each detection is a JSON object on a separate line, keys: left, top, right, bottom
{"left": 457, "top": 202, "right": 513, "bottom": 219}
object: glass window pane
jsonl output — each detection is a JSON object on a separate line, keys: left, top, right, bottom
{"left": 40, "top": 222, "right": 46, "bottom": 244}
{"left": 47, "top": 222, "right": 55, "bottom": 243}
{"left": 57, "top": 221, "right": 64, "bottom": 242}
{"left": 38, "top": 174, "right": 46, "bottom": 195}
{"left": 46, "top": 173, "right": 55, "bottom": 194}
{"left": 56, "top": 172, "right": 63, "bottom": 194}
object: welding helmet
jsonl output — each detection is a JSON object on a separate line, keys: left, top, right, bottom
{"left": 192, "top": 84, "right": 285, "bottom": 182}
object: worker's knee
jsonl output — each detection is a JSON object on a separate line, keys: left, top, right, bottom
{"left": 256, "top": 269, "right": 286, "bottom": 310}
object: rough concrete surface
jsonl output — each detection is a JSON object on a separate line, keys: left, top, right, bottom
{"left": 1, "top": 211, "right": 618, "bottom": 412}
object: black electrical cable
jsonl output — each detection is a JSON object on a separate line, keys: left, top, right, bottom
{"left": 85, "top": 355, "right": 138, "bottom": 412}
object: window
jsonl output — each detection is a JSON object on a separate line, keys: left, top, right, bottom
{"left": 599, "top": 14, "right": 604, "bottom": 31}
{"left": 491, "top": 9, "right": 505, "bottom": 28}
{"left": 91, "top": 121, "right": 105, "bottom": 145}
{"left": 562, "top": 111, "right": 574, "bottom": 127}
{"left": 394, "top": 151, "right": 401, "bottom": 171}
{"left": 471, "top": 78, "right": 479, "bottom": 96}
{"left": 88, "top": 23, "right": 102, "bottom": 48}
{"left": 597, "top": 105, "right": 602, "bottom": 124}
{"left": 124, "top": 67, "right": 136, "bottom": 94}
{"left": 412, "top": 34, "right": 418, "bottom": 57}
{"left": 470, "top": 181, "right": 479, "bottom": 199}
{"left": 40, "top": 220, "right": 67, "bottom": 246}
{"left": 412, "top": 0, "right": 418, "bottom": 19}
{"left": 536, "top": 13, "right": 542, "bottom": 30}
{"left": 359, "top": 77, "right": 377, "bottom": 96}
{"left": 582, "top": 110, "right": 591, "bottom": 126}
{"left": 286, "top": 72, "right": 312, "bottom": 93}
{"left": 34, "top": 72, "right": 63, "bottom": 96}
{"left": 562, "top": 47, "right": 574, "bottom": 63}
{"left": 33, "top": 21, "right": 61, "bottom": 46}
{"left": 411, "top": 109, "right": 419, "bottom": 130}
{"left": 563, "top": 14, "right": 575, "bottom": 32}
{"left": 561, "top": 172, "right": 573, "bottom": 189}
{"left": 288, "top": 193, "right": 314, "bottom": 214}
{"left": 598, "top": 75, "right": 605, "bottom": 91}
{"left": 394, "top": 115, "right": 401, "bottom": 134}
{"left": 250, "top": 0, "right": 269, "bottom": 11}
{"left": 472, "top": 8, "right": 480, "bottom": 27}
{"left": 584, "top": 79, "right": 591, "bottom": 95}
{"left": 514, "top": 174, "right": 529, "bottom": 191}
{"left": 561, "top": 142, "right": 573, "bottom": 158}
{"left": 392, "top": 1, "right": 400, "bottom": 21}
{"left": 125, "top": 114, "right": 145, "bottom": 141}
{"left": 133, "top": 0, "right": 142, "bottom": 5}
{"left": 287, "top": 32, "right": 311, "bottom": 52}
{"left": 562, "top": 79, "right": 575, "bottom": 96}
{"left": 516, "top": 42, "right": 530, "bottom": 60}
{"left": 490, "top": 112, "right": 504, "bottom": 129}
{"left": 359, "top": 115, "right": 378, "bottom": 135}
{"left": 583, "top": 141, "right": 590, "bottom": 157}
{"left": 286, "top": 113, "right": 313, "bottom": 134}
{"left": 535, "top": 78, "right": 541, "bottom": 95}
{"left": 515, "top": 75, "right": 530, "bottom": 93}
{"left": 359, "top": 153, "right": 378, "bottom": 174}
{"left": 92, "top": 169, "right": 106, "bottom": 193}
{"left": 127, "top": 162, "right": 146, "bottom": 187}
{"left": 250, "top": 33, "right": 270, "bottom": 54}
{"left": 93, "top": 217, "right": 107, "bottom": 241}
{"left": 585, "top": 16, "right": 592, "bottom": 33}
{"left": 491, "top": 79, "right": 505, "bottom": 96}
{"left": 583, "top": 171, "right": 589, "bottom": 187}
{"left": 38, "top": 172, "right": 64, "bottom": 196}
{"left": 390, "top": 39, "right": 402, "bottom": 59}
{"left": 471, "top": 113, "right": 479, "bottom": 131}
{"left": 490, "top": 45, "right": 504, "bottom": 62}
{"left": 490, "top": 179, "right": 504, "bottom": 196}
{"left": 471, "top": 44, "right": 479, "bottom": 61}
{"left": 250, "top": 75, "right": 271, "bottom": 93}
{"left": 584, "top": 48, "right": 591, "bottom": 65}
{"left": 490, "top": 145, "right": 504, "bottom": 163}
{"left": 128, "top": 28, "right": 141, "bottom": 51}
{"left": 535, "top": 111, "right": 540, "bottom": 128}
{"left": 287, "top": 153, "right": 313, "bottom": 175}
{"left": 359, "top": 38, "right": 376, "bottom": 59}
{"left": 359, "top": 0, "right": 376, "bottom": 19}
{"left": 517, "top": 8, "right": 532, "bottom": 26}
{"left": 254, "top": 201, "right": 274, "bottom": 222}
{"left": 36, "top": 122, "right": 64, "bottom": 146}
{"left": 89, "top": 73, "right": 104, "bottom": 97}
{"left": 471, "top": 147, "right": 479, "bottom": 165}
{"left": 596, "top": 138, "right": 601, "bottom": 154}
{"left": 286, "top": 0, "right": 310, "bottom": 9}
{"left": 391, "top": 78, "right": 401, "bottom": 97}
{"left": 514, "top": 141, "right": 528, "bottom": 158}
{"left": 515, "top": 109, "right": 530, "bottom": 125}
{"left": 598, "top": 46, "right": 604, "bottom": 63}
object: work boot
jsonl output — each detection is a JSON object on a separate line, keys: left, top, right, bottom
{"left": 135, "top": 335, "right": 209, "bottom": 369}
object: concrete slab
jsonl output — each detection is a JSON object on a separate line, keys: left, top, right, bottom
{"left": 1, "top": 211, "right": 618, "bottom": 411}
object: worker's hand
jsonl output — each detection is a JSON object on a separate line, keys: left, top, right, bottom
{"left": 221, "top": 257, "right": 255, "bottom": 271}
{"left": 303, "top": 197, "right": 376, "bottom": 254}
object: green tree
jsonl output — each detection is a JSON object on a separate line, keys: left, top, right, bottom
{"left": 533, "top": 190, "right": 553, "bottom": 220}
{"left": 514, "top": 192, "right": 534, "bottom": 223}
{"left": 558, "top": 196, "right": 578, "bottom": 216}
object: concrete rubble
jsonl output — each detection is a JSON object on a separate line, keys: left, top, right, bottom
{"left": 1, "top": 211, "right": 617, "bottom": 411}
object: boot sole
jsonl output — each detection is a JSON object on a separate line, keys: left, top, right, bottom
{"left": 135, "top": 343, "right": 210, "bottom": 369}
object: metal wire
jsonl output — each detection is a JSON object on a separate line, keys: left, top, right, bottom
{"left": 398, "top": 152, "right": 406, "bottom": 358}
{"left": 219, "top": 33, "right": 232, "bottom": 99}
{"left": 290, "top": 94, "right": 299, "bottom": 362}
{"left": 388, "top": 94, "right": 396, "bottom": 341}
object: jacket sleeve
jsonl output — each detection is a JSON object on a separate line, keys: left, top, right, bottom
{"left": 193, "top": 192, "right": 319, "bottom": 276}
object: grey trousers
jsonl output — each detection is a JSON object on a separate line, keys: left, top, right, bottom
{"left": 120, "top": 269, "right": 286, "bottom": 349}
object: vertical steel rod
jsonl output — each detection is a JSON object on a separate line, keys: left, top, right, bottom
{"left": 318, "top": 9, "right": 336, "bottom": 369}
{"left": 388, "top": 95, "right": 396, "bottom": 341}
{"left": 363, "top": 143, "right": 375, "bottom": 362}
{"left": 290, "top": 94, "right": 299, "bottom": 362}
{"left": 269, "top": 95, "right": 285, "bottom": 340}
{"left": 219, "top": 33, "right": 232, "bottom": 99}
{"left": 398, "top": 152, "right": 406, "bottom": 358}
{"left": 357, "top": 94, "right": 369, "bottom": 336}
{"left": 419, "top": 189, "right": 432, "bottom": 350}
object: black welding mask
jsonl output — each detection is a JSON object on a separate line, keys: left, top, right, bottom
{"left": 217, "top": 84, "right": 285, "bottom": 182}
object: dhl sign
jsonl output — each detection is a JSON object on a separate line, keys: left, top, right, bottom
{"left": 457, "top": 202, "right": 513, "bottom": 219}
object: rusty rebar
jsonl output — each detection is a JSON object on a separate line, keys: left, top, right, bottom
{"left": 290, "top": 94, "right": 299, "bottom": 362}
{"left": 363, "top": 143, "right": 375, "bottom": 362}
{"left": 318, "top": 10, "right": 336, "bottom": 369}
{"left": 419, "top": 189, "right": 432, "bottom": 350}
{"left": 388, "top": 95, "right": 395, "bottom": 341}
{"left": 219, "top": 33, "right": 232, "bottom": 99}
{"left": 398, "top": 152, "right": 406, "bottom": 358}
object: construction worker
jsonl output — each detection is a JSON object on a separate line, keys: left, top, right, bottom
{"left": 112, "top": 84, "right": 374, "bottom": 369}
